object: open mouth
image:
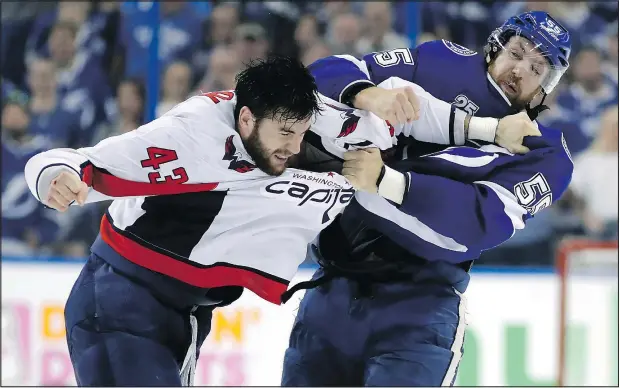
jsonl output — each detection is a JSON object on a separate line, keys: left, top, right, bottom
{"left": 501, "top": 80, "right": 518, "bottom": 96}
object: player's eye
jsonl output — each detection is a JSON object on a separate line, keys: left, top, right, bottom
{"left": 510, "top": 50, "right": 522, "bottom": 60}
{"left": 281, "top": 131, "right": 293, "bottom": 137}
{"left": 531, "top": 64, "right": 542, "bottom": 76}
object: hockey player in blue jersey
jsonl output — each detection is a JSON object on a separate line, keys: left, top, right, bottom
{"left": 281, "top": 11, "right": 574, "bottom": 386}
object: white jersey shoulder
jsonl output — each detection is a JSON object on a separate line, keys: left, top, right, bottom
{"left": 159, "top": 91, "right": 238, "bottom": 144}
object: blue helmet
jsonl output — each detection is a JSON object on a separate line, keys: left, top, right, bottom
{"left": 484, "top": 11, "right": 572, "bottom": 94}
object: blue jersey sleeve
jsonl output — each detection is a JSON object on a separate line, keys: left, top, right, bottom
{"left": 308, "top": 39, "right": 480, "bottom": 107}
{"left": 352, "top": 129, "right": 574, "bottom": 263}
{"left": 308, "top": 46, "right": 420, "bottom": 103}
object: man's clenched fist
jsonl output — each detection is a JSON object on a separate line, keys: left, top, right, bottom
{"left": 46, "top": 171, "right": 89, "bottom": 212}
{"left": 353, "top": 86, "right": 420, "bottom": 125}
{"left": 495, "top": 112, "right": 541, "bottom": 154}
{"left": 342, "top": 148, "right": 384, "bottom": 193}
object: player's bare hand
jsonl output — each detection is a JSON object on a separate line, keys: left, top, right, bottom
{"left": 354, "top": 86, "right": 420, "bottom": 125}
{"left": 46, "top": 171, "right": 88, "bottom": 212}
{"left": 342, "top": 148, "right": 384, "bottom": 193}
{"left": 495, "top": 112, "right": 541, "bottom": 154}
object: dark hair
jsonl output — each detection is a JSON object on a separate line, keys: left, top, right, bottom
{"left": 299, "top": 13, "right": 327, "bottom": 37}
{"left": 119, "top": 77, "right": 146, "bottom": 103}
{"left": 234, "top": 55, "right": 321, "bottom": 126}
{"left": 118, "top": 77, "right": 146, "bottom": 124}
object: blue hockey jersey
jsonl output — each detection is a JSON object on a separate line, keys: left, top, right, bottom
{"left": 310, "top": 40, "right": 574, "bottom": 284}
{"left": 311, "top": 39, "right": 523, "bottom": 120}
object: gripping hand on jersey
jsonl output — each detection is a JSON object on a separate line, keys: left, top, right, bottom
{"left": 352, "top": 86, "right": 420, "bottom": 124}
{"left": 471, "top": 111, "right": 542, "bottom": 154}
{"left": 45, "top": 171, "right": 89, "bottom": 212}
{"left": 342, "top": 148, "right": 384, "bottom": 193}
{"left": 494, "top": 112, "right": 542, "bottom": 153}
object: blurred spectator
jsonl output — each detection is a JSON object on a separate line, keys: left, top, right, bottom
{"left": 195, "top": 46, "right": 241, "bottom": 94}
{"left": 2, "top": 2, "right": 57, "bottom": 88}
{"left": 301, "top": 41, "right": 333, "bottom": 67}
{"left": 315, "top": 1, "right": 354, "bottom": 24}
{"left": 115, "top": 78, "right": 145, "bottom": 133}
{"left": 548, "top": 2, "right": 610, "bottom": 53}
{"left": 27, "top": 57, "right": 96, "bottom": 148}
{"left": 554, "top": 46, "right": 618, "bottom": 154}
{"left": 1, "top": 100, "right": 60, "bottom": 257}
{"left": 156, "top": 61, "right": 192, "bottom": 118}
{"left": 48, "top": 21, "right": 80, "bottom": 69}
{"left": 25, "top": 2, "right": 108, "bottom": 67}
{"left": 233, "top": 23, "right": 270, "bottom": 65}
{"left": 326, "top": 12, "right": 363, "bottom": 56}
{"left": 192, "top": 3, "right": 240, "bottom": 82}
{"left": 418, "top": 3, "right": 453, "bottom": 43}
{"left": 48, "top": 21, "right": 113, "bottom": 127}
{"left": 357, "top": 2, "right": 410, "bottom": 54}
{"left": 94, "top": 78, "right": 145, "bottom": 143}
{"left": 569, "top": 105, "right": 619, "bottom": 240}
{"left": 423, "top": 1, "right": 494, "bottom": 48}
{"left": 119, "top": 1, "right": 202, "bottom": 81}
{"left": 242, "top": 2, "right": 302, "bottom": 58}
{"left": 419, "top": 1, "right": 452, "bottom": 42}
{"left": 92, "top": 2, "right": 124, "bottom": 87}
{"left": 295, "top": 14, "right": 325, "bottom": 57}
{"left": 54, "top": 2, "right": 91, "bottom": 25}
{"left": 209, "top": 3, "right": 239, "bottom": 46}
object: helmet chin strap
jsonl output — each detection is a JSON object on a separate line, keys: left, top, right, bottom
{"left": 526, "top": 92, "right": 549, "bottom": 120}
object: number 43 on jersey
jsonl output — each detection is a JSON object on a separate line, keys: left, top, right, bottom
{"left": 140, "top": 147, "right": 189, "bottom": 184}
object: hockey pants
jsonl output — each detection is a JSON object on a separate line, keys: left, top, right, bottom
{"left": 281, "top": 267, "right": 468, "bottom": 386}
{"left": 63, "top": 253, "right": 240, "bottom": 386}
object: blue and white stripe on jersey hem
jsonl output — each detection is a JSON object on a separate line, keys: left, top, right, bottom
{"left": 355, "top": 191, "right": 468, "bottom": 252}
{"left": 473, "top": 180, "right": 526, "bottom": 230}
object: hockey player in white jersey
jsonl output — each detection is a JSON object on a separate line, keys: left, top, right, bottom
{"left": 25, "top": 54, "right": 538, "bottom": 386}
{"left": 26, "top": 56, "right": 344, "bottom": 386}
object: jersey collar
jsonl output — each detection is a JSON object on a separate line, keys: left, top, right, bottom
{"left": 486, "top": 72, "right": 512, "bottom": 107}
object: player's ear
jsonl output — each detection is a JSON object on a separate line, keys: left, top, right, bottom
{"left": 237, "top": 106, "right": 255, "bottom": 139}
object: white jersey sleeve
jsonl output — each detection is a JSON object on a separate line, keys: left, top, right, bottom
{"left": 308, "top": 94, "right": 395, "bottom": 159}
{"left": 308, "top": 77, "right": 470, "bottom": 159}
{"left": 25, "top": 95, "right": 245, "bottom": 207}
{"left": 377, "top": 76, "right": 468, "bottom": 145}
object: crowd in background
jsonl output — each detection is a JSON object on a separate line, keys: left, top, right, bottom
{"left": 2, "top": 1, "right": 618, "bottom": 266}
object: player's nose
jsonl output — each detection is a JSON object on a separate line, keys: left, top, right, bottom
{"left": 286, "top": 139, "right": 302, "bottom": 155}
{"left": 512, "top": 63, "right": 527, "bottom": 78}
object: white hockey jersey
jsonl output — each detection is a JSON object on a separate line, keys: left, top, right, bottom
{"left": 25, "top": 85, "right": 468, "bottom": 305}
